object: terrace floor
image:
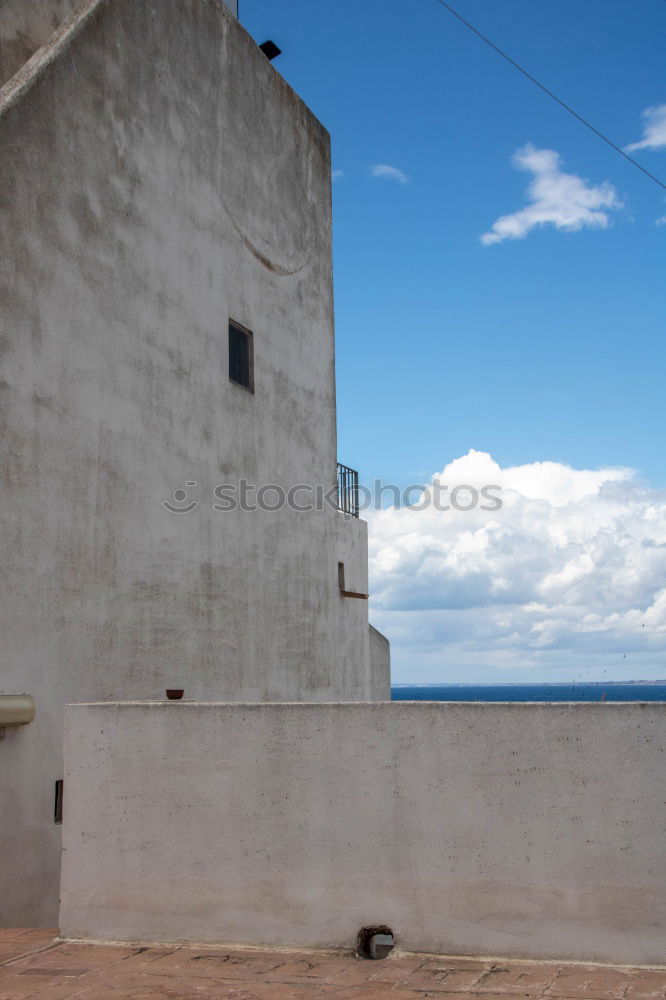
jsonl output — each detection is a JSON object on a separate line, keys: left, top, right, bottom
{"left": 1, "top": 929, "right": 665, "bottom": 1000}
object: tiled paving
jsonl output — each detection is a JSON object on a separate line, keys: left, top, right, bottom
{"left": 0, "top": 929, "right": 664, "bottom": 1000}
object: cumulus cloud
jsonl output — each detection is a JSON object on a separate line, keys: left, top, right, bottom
{"left": 624, "top": 104, "right": 666, "bottom": 153}
{"left": 368, "top": 451, "right": 666, "bottom": 682}
{"left": 371, "top": 164, "right": 409, "bottom": 185}
{"left": 481, "top": 144, "right": 621, "bottom": 246}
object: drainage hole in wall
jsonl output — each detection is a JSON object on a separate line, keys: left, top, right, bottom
{"left": 356, "top": 926, "right": 395, "bottom": 960}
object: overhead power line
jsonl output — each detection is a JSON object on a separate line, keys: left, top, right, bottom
{"left": 432, "top": 0, "right": 666, "bottom": 191}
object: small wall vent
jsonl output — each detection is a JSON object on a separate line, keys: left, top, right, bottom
{"left": 259, "top": 40, "right": 282, "bottom": 61}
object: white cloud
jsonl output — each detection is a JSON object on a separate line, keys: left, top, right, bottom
{"left": 624, "top": 104, "right": 666, "bottom": 153}
{"left": 371, "top": 164, "right": 409, "bottom": 185}
{"left": 368, "top": 451, "right": 666, "bottom": 682}
{"left": 481, "top": 144, "right": 621, "bottom": 246}
{"left": 332, "top": 169, "right": 344, "bottom": 182}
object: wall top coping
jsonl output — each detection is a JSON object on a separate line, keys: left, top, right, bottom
{"left": 65, "top": 700, "right": 665, "bottom": 710}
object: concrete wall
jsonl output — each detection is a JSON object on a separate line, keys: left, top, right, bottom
{"left": 369, "top": 624, "right": 391, "bottom": 700}
{"left": 0, "top": 0, "right": 79, "bottom": 87}
{"left": 61, "top": 702, "right": 666, "bottom": 965}
{"left": 0, "top": 0, "right": 386, "bottom": 926}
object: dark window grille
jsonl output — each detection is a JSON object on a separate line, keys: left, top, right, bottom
{"left": 229, "top": 321, "right": 253, "bottom": 391}
{"left": 337, "top": 462, "right": 359, "bottom": 518}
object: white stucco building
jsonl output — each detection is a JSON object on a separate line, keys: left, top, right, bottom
{"left": 0, "top": 0, "right": 389, "bottom": 927}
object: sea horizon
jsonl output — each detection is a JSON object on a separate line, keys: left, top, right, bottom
{"left": 391, "top": 681, "right": 666, "bottom": 702}
{"left": 393, "top": 679, "right": 666, "bottom": 686}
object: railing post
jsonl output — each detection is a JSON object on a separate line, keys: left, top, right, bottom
{"left": 337, "top": 462, "right": 359, "bottom": 518}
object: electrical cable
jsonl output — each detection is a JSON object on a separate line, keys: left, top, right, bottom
{"left": 432, "top": 0, "right": 666, "bottom": 190}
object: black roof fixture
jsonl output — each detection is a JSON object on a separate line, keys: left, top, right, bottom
{"left": 259, "top": 40, "right": 282, "bottom": 61}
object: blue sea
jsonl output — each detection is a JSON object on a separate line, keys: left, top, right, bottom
{"left": 392, "top": 683, "right": 666, "bottom": 702}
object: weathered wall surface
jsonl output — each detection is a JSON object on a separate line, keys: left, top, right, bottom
{"left": 61, "top": 702, "right": 666, "bottom": 965}
{"left": 369, "top": 624, "right": 390, "bottom": 700}
{"left": 0, "top": 0, "right": 79, "bottom": 87}
{"left": 0, "top": 0, "right": 384, "bottom": 926}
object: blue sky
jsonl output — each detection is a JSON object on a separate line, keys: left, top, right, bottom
{"left": 244, "top": 0, "right": 666, "bottom": 683}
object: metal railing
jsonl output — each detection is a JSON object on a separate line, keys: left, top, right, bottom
{"left": 337, "top": 462, "right": 359, "bottom": 518}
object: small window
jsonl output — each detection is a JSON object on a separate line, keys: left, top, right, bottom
{"left": 54, "top": 779, "right": 63, "bottom": 824}
{"left": 229, "top": 321, "right": 253, "bottom": 392}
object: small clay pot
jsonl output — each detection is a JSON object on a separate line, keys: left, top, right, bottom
{"left": 166, "top": 689, "right": 184, "bottom": 700}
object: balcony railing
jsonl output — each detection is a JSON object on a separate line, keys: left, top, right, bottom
{"left": 337, "top": 462, "right": 359, "bottom": 518}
